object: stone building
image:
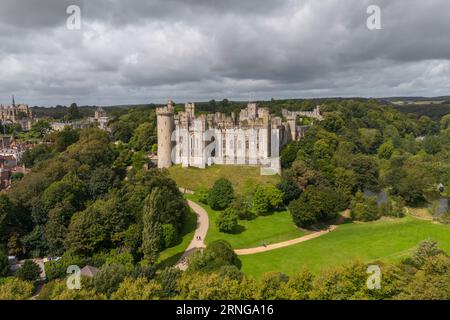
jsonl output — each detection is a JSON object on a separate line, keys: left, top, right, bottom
{"left": 156, "top": 100, "right": 322, "bottom": 175}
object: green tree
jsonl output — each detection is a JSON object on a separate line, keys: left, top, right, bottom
{"left": 30, "top": 120, "right": 52, "bottom": 138}
{"left": 16, "top": 260, "right": 41, "bottom": 282}
{"left": 111, "top": 277, "right": 161, "bottom": 300}
{"left": 208, "top": 178, "right": 234, "bottom": 210}
{"left": 0, "top": 278, "right": 34, "bottom": 300}
{"left": 67, "top": 103, "right": 81, "bottom": 120}
{"left": 216, "top": 208, "right": 238, "bottom": 233}
{"left": 64, "top": 206, "right": 108, "bottom": 256}
{"left": 440, "top": 114, "right": 450, "bottom": 130}
{"left": 93, "top": 264, "right": 129, "bottom": 296}
{"left": 350, "top": 191, "right": 380, "bottom": 222}
{"left": 377, "top": 141, "right": 394, "bottom": 159}
{"left": 252, "top": 184, "right": 284, "bottom": 215}
{"left": 129, "top": 122, "right": 156, "bottom": 152}
{"left": 0, "top": 249, "right": 8, "bottom": 277}
{"left": 410, "top": 240, "right": 445, "bottom": 268}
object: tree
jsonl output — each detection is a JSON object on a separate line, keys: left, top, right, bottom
{"left": 53, "top": 127, "right": 79, "bottom": 152}
{"left": 0, "top": 194, "right": 13, "bottom": 240}
{"left": 401, "top": 254, "right": 450, "bottom": 300}
{"left": 16, "top": 260, "right": 41, "bottom": 282}
{"left": 67, "top": 103, "right": 81, "bottom": 120}
{"left": 141, "top": 189, "right": 164, "bottom": 264}
{"left": 188, "top": 240, "right": 240, "bottom": 272}
{"left": 111, "top": 277, "right": 161, "bottom": 300}
{"left": 156, "top": 267, "right": 182, "bottom": 298}
{"left": 0, "top": 249, "right": 8, "bottom": 277}
{"left": 0, "top": 278, "right": 34, "bottom": 300}
{"left": 30, "top": 120, "right": 52, "bottom": 138}
{"left": 229, "top": 196, "right": 254, "bottom": 220}
{"left": 289, "top": 197, "right": 316, "bottom": 228}
{"left": 323, "top": 113, "right": 345, "bottom": 132}
{"left": 277, "top": 179, "right": 301, "bottom": 204}
{"left": 410, "top": 240, "right": 445, "bottom": 268}
{"left": 349, "top": 154, "right": 380, "bottom": 191}
{"left": 208, "top": 178, "right": 234, "bottom": 210}
{"left": 20, "top": 144, "right": 54, "bottom": 168}
{"left": 129, "top": 122, "right": 156, "bottom": 152}
{"left": 161, "top": 223, "right": 178, "bottom": 248}
{"left": 64, "top": 206, "right": 108, "bottom": 256}
{"left": 252, "top": 184, "right": 284, "bottom": 215}
{"left": 257, "top": 272, "right": 290, "bottom": 300}
{"left": 423, "top": 135, "right": 441, "bottom": 155}
{"left": 350, "top": 191, "right": 380, "bottom": 222}
{"left": 280, "top": 141, "right": 301, "bottom": 169}
{"left": 216, "top": 208, "right": 238, "bottom": 233}
{"left": 440, "top": 114, "right": 450, "bottom": 130}
{"left": 289, "top": 186, "right": 341, "bottom": 228}
{"left": 93, "top": 264, "right": 129, "bottom": 296}
{"left": 377, "top": 141, "right": 394, "bottom": 159}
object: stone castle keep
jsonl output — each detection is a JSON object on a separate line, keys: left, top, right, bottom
{"left": 156, "top": 100, "right": 322, "bottom": 174}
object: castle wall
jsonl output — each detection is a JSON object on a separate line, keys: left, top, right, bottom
{"left": 156, "top": 106, "right": 174, "bottom": 169}
{"left": 156, "top": 100, "right": 321, "bottom": 174}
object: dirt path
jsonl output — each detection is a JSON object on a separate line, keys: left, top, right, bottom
{"left": 175, "top": 199, "right": 209, "bottom": 270}
{"left": 234, "top": 225, "right": 338, "bottom": 255}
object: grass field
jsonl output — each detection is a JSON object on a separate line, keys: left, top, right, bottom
{"left": 239, "top": 216, "right": 450, "bottom": 278}
{"left": 168, "top": 165, "right": 280, "bottom": 194}
{"left": 157, "top": 209, "right": 197, "bottom": 268}
{"left": 186, "top": 195, "right": 306, "bottom": 249}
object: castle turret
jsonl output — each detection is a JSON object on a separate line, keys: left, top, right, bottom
{"left": 156, "top": 100, "right": 175, "bottom": 168}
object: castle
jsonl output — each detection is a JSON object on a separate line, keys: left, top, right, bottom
{"left": 0, "top": 96, "right": 34, "bottom": 131}
{"left": 156, "top": 100, "right": 322, "bottom": 175}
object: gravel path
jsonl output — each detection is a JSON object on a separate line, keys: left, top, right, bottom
{"left": 175, "top": 199, "right": 209, "bottom": 270}
{"left": 234, "top": 225, "right": 338, "bottom": 255}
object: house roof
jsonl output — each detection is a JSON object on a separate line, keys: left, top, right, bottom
{"left": 80, "top": 265, "right": 99, "bottom": 278}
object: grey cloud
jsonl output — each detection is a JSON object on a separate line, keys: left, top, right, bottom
{"left": 1, "top": 0, "right": 450, "bottom": 106}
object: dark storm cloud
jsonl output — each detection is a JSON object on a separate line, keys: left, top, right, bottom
{"left": 0, "top": 0, "right": 450, "bottom": 106}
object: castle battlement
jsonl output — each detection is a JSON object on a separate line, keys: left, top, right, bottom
{"left": 156, "top": 99, "right": 322, "bottom": 173}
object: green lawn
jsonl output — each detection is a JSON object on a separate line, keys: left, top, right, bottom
{"left": 157, "top": 209, "right": 197, "bottom": 268}
{"left": 186, "top": 195, "right": 306, "bottom": 249}
{"left": 168, "top": 165, "right": 280, "bottom": 194}
{"left": 239, "top": 217, "right": 450, "bottom": 278}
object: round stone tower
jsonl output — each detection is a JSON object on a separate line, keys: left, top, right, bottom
{"left": 156, "top": 100, "right": 175, "bottom": 168}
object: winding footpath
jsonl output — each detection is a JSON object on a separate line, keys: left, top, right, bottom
{"left": 234, "top": 225, "right": 338, "bottom": 255}
{"left": 176, "top": 197, "right": 344, "bottom": 269}
{"left": 175, "top": 200, "right": 209, "bottom": 270}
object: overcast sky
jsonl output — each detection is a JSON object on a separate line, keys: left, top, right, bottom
{"left": 1, "top": 0, "right": 450, "bottom": 106}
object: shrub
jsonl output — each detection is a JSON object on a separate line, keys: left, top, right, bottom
{"left": 15, "top": 260, "right": 41, "bottom": 282}
{"left": 216, "top": 208, "right": 238, "bottom": 233}
{"left": 207, "top": 178, "right": 234, "bottom": 210}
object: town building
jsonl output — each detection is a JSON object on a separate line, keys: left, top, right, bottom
{"left": 156, "top": 100, "right": 322, "bottom": 174}
{"left": 0, "top": 96, "right": 34, "bottom": 131}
